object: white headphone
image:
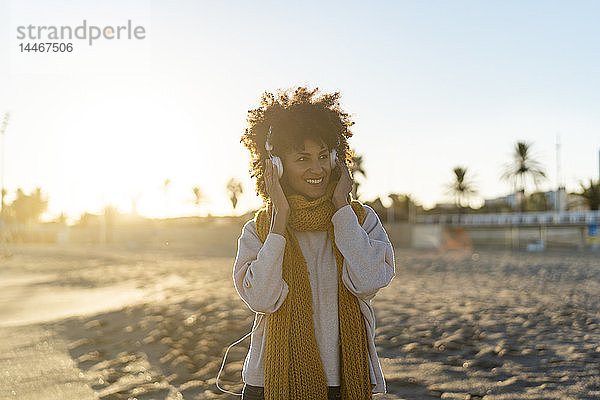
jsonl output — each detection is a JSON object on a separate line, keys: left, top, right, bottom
{"left": 265, "top": 126, "right": 337, "bottom": 179}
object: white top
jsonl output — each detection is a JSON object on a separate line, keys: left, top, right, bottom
{"left": 232, "top": 204, "right": 395, "bottom": 393}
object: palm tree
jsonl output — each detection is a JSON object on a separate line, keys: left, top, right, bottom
{"left": 446, "top": 166, "right": 477, "bottom": 209}
{"left": 573, "top": 179, "right": 600, "bottom": 211}
{"left": 192, "top": 186, "right": 204, "bottom": 211}
{"left": 349, "top": 150, "right": 366, "bottom": 200}
{"left": 226, "top": 178, "right": 243, "bottom": 210}
{"left": 501, "top": 141, "right": 546, "bottom": 211}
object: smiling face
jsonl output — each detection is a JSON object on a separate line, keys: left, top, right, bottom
{"left": 281, "top": 138, "right": 333, "bottom": 200}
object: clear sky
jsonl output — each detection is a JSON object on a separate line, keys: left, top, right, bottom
{"left": 1, "top": 0, "right": 599, "bottom": 222}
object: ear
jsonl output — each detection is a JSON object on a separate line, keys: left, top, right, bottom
{"left": 330, "top": 163, "right": 342, "bottom": 182}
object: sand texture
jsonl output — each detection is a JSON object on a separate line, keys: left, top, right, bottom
{"left": 1, "top": 235, "right": 599, "bottom": 399}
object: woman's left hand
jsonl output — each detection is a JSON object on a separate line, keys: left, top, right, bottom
{"left": 332, "top": 158, "right": 353, "bottom": 210}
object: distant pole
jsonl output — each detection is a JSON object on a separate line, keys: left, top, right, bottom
{"left": 555, "top": 134, "right": 561, "bottom": 186}
{"left": 555, "top": 133, "right": 562, "bottom": 211}
{"left": 0, "top": 112, "right": 9, "bottom": 218}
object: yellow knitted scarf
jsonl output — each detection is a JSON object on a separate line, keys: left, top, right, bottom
{"left": 254, "top": 180, "right": 373, "bottom": 400}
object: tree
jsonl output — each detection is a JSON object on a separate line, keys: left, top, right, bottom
{"left": 9, "top": 187, "right": 48, "bottom": 224}
{"left": 446, "top": 166, "right": 477, "bottom": 209}
{"left": 54, "top": 212, "right": 68, "bottom": 225}
{"left": 364, "top": 197, "right": 387, "bottom": 222}
{"left": 77, "top": 212, "right": 99, "bottom": 227}
{"left": 192, "top": 186, "right": 205, "bottom": 215}
{"left": 226, "top": 178, "right": 243, "bottom": 210}
{"left": 349, "top": 150, "right": 366, "bottom": 200}
{"left": 388, "top": 193, "right": 418, "bottom": 222}
{"left": 501, "top": 141, "right": 547, "bottom": 211}
{"left": 526, "top": 192, "right": 552, "bottom": 212}
{"left": 479, "top": 200, "right": 513, "bottom": 214}
{"left": 573, "top": 179, "right": 600, "bottom": 211}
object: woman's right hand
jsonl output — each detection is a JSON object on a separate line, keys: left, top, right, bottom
{"left": 265, "top": 159, "right": 289, "bottom": 235}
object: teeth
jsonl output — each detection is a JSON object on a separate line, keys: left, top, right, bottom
{"left": 306, "top": 178, "right": 323, "bottom": 184}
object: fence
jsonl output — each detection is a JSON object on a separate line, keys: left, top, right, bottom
{"left": 416, "top": 210, "right": 600, "bottom": 226}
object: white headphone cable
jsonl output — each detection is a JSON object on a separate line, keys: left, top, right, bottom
{"left": 217, "top": 175, "right": 276, "bottom": 395}
{"left": 216, "top": 312, "right": 266, "bottom": 396}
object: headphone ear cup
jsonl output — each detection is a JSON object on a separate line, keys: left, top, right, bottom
{"left": 272, "top": 156, "right": 284, "bottom": 179}
{"left": 330, "top": 149, "right": 337, "bottom": 170}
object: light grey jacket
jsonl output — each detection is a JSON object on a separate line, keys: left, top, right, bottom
{"left": 232, "top": 204, "right": 395, "bottom": 393}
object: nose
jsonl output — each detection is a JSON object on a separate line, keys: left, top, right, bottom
{"left": 308, "top": 158, "right": 325, "bottom": 174}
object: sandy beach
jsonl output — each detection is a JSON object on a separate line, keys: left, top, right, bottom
{"left": 1, "top": 227, "right": 599, "bottom": 399}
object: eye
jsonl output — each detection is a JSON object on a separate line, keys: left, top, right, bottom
{"left": 320, "top": 154, "right": 328, "bottom": 159}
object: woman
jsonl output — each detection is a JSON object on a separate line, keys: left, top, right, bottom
{"left": 233, "top": 87, "right": 395, "bottom": 400}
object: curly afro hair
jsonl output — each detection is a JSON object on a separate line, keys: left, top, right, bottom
{"left": 241, "top": 86, "right": 356, "bottom": 203}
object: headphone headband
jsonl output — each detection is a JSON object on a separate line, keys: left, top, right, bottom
{"left": 265, "top": 126, "right": 274, "bottom": 152}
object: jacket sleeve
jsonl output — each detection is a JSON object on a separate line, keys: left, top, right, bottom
{"left": 232, "top": 220, "right": 289, "bottom": 313}
{"left": 331, "top": 204, "right": 396, "bottom": 301}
